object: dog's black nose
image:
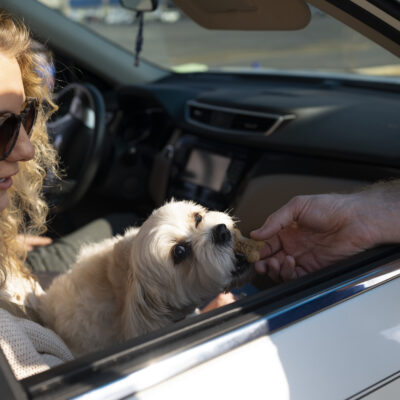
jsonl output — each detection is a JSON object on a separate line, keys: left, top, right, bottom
{"left": 212, "top": 224, "right": 231, "bottom": 245}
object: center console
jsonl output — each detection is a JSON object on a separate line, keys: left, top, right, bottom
{"left": 166, "top": 135, "right": 256, "bottom": 210}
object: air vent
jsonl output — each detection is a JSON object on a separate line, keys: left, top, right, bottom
{"left": 186, "top": 100, "right": 295, "bottom": 136}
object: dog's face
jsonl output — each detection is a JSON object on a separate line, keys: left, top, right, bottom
{"left": 129, "top": 200, "right": 250, "bottom": 312}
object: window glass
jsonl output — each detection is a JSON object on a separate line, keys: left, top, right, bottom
{"left": 37, "top": 2, "right": 400, "bottom": 76}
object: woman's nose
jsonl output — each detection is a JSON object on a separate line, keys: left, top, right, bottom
{"left": 8, "top": 125, "right": 35, "bottom": 162}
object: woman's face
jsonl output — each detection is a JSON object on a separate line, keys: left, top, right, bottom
{"left": 0, "top": 54, "right": 35, "bottom": 212}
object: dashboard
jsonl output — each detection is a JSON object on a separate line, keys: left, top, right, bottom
{"left": 109, "top": 72, "right": 400, "bottom": 234}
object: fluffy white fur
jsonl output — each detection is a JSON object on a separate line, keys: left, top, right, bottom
{"left": 37, "top": 200, "right": 250, "bottom": 356}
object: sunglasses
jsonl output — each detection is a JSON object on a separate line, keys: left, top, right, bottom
{"left": 0, "top": 97, "right": 39, "bottom": 161}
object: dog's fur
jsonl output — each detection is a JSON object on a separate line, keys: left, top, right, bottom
{"left": 37, "top": 200, "right": 252, "bottom": 356}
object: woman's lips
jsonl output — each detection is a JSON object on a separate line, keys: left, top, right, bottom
{"left": 0, "top": 177, "right": 13, "bottom": 190}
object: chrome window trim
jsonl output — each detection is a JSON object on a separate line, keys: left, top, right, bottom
{"left": 185, "top": 100, "right": 295, "bottom": 136}
{"left": 72, "top": 258, "right": 400, "bottom": 400}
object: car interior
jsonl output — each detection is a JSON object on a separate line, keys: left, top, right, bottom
{"left": 45, "top": 12, "right": 400, "bottom": 239}
{"left": 1, "top": 0, "right": 400, "bottom": 398}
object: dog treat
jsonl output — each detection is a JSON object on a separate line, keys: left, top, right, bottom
{"left": 233, "top": 229, "right": 264, "bottom": 263}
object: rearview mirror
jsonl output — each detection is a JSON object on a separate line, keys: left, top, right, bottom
{"left": 120, "top": 0, "right": 158, "bottom": 12}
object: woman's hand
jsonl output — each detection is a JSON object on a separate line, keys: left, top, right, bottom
{"left": 18, "top": 235, "right": 52, "bottom": 252}
{"left": 201, "top": 292, "right": 236, "bottom": 313}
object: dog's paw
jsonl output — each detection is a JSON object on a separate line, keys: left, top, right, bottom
{"left": 233, "top": 229, "right": 264, "bottom": 263}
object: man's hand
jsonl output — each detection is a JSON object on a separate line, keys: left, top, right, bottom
{"left": 250, "top": 189, "right": 393, "bottom": 282}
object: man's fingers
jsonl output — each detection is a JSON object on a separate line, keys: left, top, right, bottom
{"left": 266, "top": 257, "right": 281, "bottom": 282}
{"left": 254, "top": 259, "right": 268, "bottom": 275}
{"left": 295, "top": 266, "right": 308, "bottom": 278}
{"left": 258, "top": 235, "right": 282, "bottom": 258}
{"left": 254, "top": 258, "right": 281, "bottom": 281}
{"left": 280, "top": 255, "right": 296, "bottom": 281}
{"left": 256, "top": 253, "right": 306, "bottom": 283}
{"left": 255, "top": 253, "right": 292, "bottom": 281}
{"left": 269, "top": 252, "right": 295, "bottom": 282}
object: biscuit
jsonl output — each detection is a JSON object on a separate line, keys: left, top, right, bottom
{"left": 233, "top": 228, "right": 264, "bottom": 263}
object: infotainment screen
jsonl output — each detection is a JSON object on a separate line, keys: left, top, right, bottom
{"left": 183, "top": 150, "right": 231, "bottom": 192}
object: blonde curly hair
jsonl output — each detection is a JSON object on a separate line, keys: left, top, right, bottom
{"left": 0, "top": 9, "right": 59, "bottom": 286}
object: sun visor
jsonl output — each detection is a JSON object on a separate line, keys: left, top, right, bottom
{"left": 171, "top": 0, "right": 311, "bottom": 30}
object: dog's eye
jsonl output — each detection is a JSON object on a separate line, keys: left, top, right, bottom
{"left": 194, "top": 213, "right": 202, "bottom": 227}
{"left": 172, "top": 243, "right": 191, "bottom": 264}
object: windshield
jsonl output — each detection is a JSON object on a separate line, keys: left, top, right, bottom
{"left": 38, "top": 0, "right": 399, "bottom": 77}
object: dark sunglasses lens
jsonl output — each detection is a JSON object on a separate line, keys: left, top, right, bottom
{"left": 21, "top": 100, "right": 38, "bottom": 137}
{"left": 0, "top": 115, "right": 19, "bottom": 159}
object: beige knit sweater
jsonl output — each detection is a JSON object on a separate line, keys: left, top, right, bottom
{"left": 0, "top": 308, "right": 73, "bottom": 380}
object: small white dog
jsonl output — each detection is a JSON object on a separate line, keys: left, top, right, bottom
{"left": 38, "top": 200, "right": 253, "bottom": 356}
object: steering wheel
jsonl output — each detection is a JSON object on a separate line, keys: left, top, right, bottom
{"left": 46, "top": 83, "right": 106, "bottom": 212}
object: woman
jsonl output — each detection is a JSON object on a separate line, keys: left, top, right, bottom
{"left": 0, "top": 9, "right": 73, "bottom": 380}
